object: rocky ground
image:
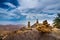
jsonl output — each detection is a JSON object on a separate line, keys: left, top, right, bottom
{"left": 3, "top": 28, "right": 60, "bottom": 40}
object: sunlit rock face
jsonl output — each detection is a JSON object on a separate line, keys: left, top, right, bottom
{"left": 4, "top": 29, "right": 60, "bottom": 40}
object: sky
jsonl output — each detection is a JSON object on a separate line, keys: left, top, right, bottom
{"left": 0, "top": 0, "right": 60, "bottom": 25}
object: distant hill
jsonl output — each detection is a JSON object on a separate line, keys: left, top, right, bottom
{"left": 0, "top": 24, "right": 25, "bottom": 31}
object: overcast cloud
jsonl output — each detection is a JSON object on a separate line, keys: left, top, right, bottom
{"left": 0, "top": 0, "right": 60, "bottom": 25}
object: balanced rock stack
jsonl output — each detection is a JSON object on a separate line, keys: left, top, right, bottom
{"left": 36, "top": 20, "right": 52, "bottom": 33}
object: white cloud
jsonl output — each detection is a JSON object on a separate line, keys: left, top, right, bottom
{"left": 21, "top": 12, "right": 56, "bottom": 21}
{"left": 8, "top": 0, "right": 60, "bottom": 24}
{"left": 18, "top": 0, "right": 39, "bottom": 9}
{"left": 44, "top": 3, "right": 60, "bottom": 10}
{"left": 0, "top": 0, "right": 60, "bottom": 25}
{"left": 0, "top": 8, "right": 21, "bottom": 20}
{"left": 16, "top": 0, "right": 60, "bottom": 13}
{"left": 4, "top": 2, "right": 16, "bottom": 8}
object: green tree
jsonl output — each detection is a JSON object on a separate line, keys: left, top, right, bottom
{"left": 53, "top": 13, "right": 60, "bottom": 28}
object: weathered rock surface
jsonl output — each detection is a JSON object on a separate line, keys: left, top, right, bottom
{"left": 4, "top": 29, "right": 60, "bottom": 40}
